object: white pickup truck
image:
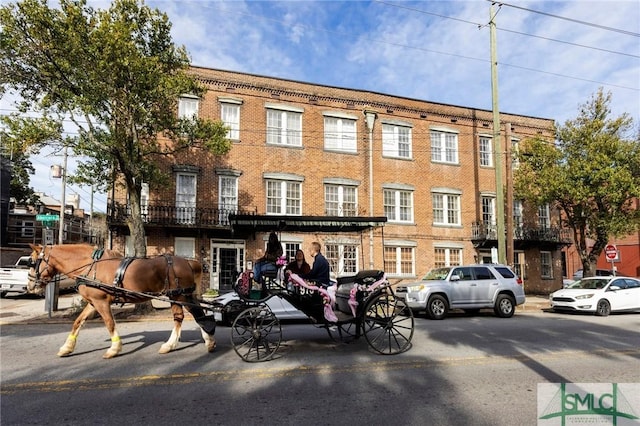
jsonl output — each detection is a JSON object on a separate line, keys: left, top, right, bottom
{"left": 0, "top": 256, "right": 32, "bottom": 297}
{"left": 0, "top": 255, "right": 75, "bottom": 297}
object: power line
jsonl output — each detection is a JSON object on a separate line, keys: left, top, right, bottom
{"left": 494, "top": 1, "right": 640, "bottom": 37}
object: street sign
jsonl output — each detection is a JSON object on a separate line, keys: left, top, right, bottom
{"left": 605, "top": 244, "right": 618, "bottom": 260}
{"left": 36, "top": 214, "right": 59, "bottom": 222}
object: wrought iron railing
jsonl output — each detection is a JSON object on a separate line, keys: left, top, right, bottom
{"left": 472, "top": 222, "right": 572, "bottom": 244}
{"left": 107, "top": 202, "right": 257, "bottom": 228}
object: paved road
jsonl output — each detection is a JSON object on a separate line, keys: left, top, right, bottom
{"left": 1, "top": 294, "right": 638, "bottom": 426}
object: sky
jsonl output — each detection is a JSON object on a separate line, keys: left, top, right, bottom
{"left": 2, "top": 0, "right": 639, "bottom": 214}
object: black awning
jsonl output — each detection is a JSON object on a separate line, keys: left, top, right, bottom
{"left": 228, "top": 214, "right": 387, "bottom": 235}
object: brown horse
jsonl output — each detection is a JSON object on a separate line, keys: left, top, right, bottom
{"left": 28, "top": 243, "right": 216, "bottom": 359}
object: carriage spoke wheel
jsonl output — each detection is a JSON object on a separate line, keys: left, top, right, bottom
{"left": 326, "top": 321, "right": 359, "bottom": 344}
{"left": 363, "top": 292, "right": 414, "bottom": 355}
{"left": 231, "top": 306, "right": 282, "bottom": 362}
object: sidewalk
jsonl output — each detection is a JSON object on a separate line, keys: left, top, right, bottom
{"left": 0, "top": 293, "right": 551, "bottom": 325}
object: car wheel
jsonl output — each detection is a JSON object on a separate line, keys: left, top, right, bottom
{"left": 0, "top": 291, "right": 7, "bottom": 298}
{"left": 494, "top": 294, "right": 516, "bottom": 318}
{"left": 595, "top": 299, "right": 611, "bottom": 317}
{"left": 427, "top": 295, "right": 448, "bottom": 320}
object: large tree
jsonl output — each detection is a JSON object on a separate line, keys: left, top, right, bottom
{"left": 0, "top": 0, "right": 230, "bottom": 257}
{"left": 514, "top": 89, "right": 640, "bottom": 277}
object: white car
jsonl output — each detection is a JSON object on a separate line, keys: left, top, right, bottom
{"left": 550, "top": 276, "right": 640, "bottom": 316}
{"left": 209, "top": 291, "right": 307, "bottom": 325}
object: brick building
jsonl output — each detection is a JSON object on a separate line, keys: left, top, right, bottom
{"left": 107, "top": 67, "right": 569, "bottom": 294}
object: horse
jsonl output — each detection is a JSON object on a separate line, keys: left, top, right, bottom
{"left": 27, "top": 243, "right": 216, "bottom": 359}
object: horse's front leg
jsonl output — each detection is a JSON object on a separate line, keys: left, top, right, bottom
{"left": 91, "top": 299, "right": 122, "bottom": 359}
{"left": 159, "top": 304, "right": 184, "bottom": 354}
{"left": 57, "top": 302, "right": 96, "bottom": 357}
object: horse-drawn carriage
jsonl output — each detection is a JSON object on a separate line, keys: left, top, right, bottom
{"left": 26, "top": 215, "right": 414, "bottom": 361}
{"left": 222, "top": 266, "right": 414, "bottom": 362}
{"left": 219, "top": 214, "right": 414, "bottom": 362}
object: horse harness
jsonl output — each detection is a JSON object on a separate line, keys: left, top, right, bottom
{"left": 76, "top": 251, "right": 197, "bottom": 304}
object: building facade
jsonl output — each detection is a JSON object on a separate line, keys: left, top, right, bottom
{"left": 107, "top": 67, "right": 570, "bottom": 294}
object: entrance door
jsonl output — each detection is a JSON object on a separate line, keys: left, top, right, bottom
{"left": 210, "top": 240, "right": 245, "bottom": 293}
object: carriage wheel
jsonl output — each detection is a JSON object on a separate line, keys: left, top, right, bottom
{"left": 363, "top": 292, "right": 414, "bottom": 355}
{"left": 326, "top": 321, "right": 359, "bottom": 344}
{"left": 231, "top": 306, "right": 282, "bottom": 362}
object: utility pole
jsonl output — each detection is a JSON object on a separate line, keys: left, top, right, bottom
{"left": 490, "top": 3, "right": 506, "bottom": 264}
{"left": 364, "top": 110, "right": 377, "bottom": 269}
{"left": 58, "top": 146, "right": 68, "bottom": 245}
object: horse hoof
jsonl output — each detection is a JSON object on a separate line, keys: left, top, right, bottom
{"left": 102, "top": 351, "right": 119, "bottom": 359}
{"left": 158, "top": 343, "right": 174, "bottom": 354}
{"left": 57, "top": 350, "right": 71, "bottom": 357}
{"left": 207, "top": 340, "right": 217, "bottom": 353}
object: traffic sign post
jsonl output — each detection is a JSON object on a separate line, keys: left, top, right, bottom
{"left": 604, "top": 244, "right": 619, "bottom": 275}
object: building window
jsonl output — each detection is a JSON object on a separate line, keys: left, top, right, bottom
{"left": 479, "top": 136, "right": 493, "bottom": 167}
{"left": 178, "top": 96, "right": 199, "bottom": 119}
{"left": 266, "top": 108, "right": 302, "bottom": 146}
{"left": 432, "top": 191, "right": 461, "bottom": 226}
{"left": 383, "top": 245, "right": 414, "bottom": 277}
{"left": 324, "top": 115, "right": 356, "bottom": 153}
{"left": 541, "top": 251, "right": 552, "bottom": 278}
{"left": 382, "top": 123, "right": 412, "bottom": 159}
{"left": 513, "top": 200, "right": 523, "bottom": 228}
{"left": 219, "top": 175, "right": 238, "bottom": 224}
{"left": 266, "top": 180, "right": 301, "bottom": 215}
{"left": 176, "top": 173, "right": 197, "bottom": 224}
{"left": 175, "top": 237, "right": 196, "bottom": 259}
{"left": 324, "top": 184, "right": 357, "bottom": 216}
{"left": 283, "top": 242, "right": 302, "bottom": 263}
{"left": 383, "top": 188, "right": 413, "bottom": 223}
{"left": 434, "top": 247, "right": 462, "bottom": 268}
{"left": 538, "top": 204, "right": 550, "bottom": 229}
{"left": 481, "top": 196, "right": 496, "bottom": 227}
{"left": 430, "top": 130, "right": 459, "bottom": 164}
{"left": 221, "top": 103, "right": 240, "bottom": 140}
{"left": 325, "top": 244, "right": 358, "bottom": 275}
{"left": 21, "top": 220, "right": 35, "bottom": 238}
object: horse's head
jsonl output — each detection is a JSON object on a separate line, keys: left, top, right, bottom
{"left": 27, "top": 243, "right": 58, "bottom": 291}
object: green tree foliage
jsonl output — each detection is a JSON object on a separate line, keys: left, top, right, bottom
{"left": 514, "top": 89, "right": 640, "bottom": 276}
{"left": 0, "top": 0, "right": 231, "bottom": 256}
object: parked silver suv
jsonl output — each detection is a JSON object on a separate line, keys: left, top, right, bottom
{"left": 395, "top": 264, "right": 525, "bottom": 319}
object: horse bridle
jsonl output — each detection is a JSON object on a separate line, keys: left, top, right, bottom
{"left": 30, "top": 246, "right": 54, "bottom": 287}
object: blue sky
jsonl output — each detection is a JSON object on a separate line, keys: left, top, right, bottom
{"left": 2, "top": 0, "right": 639, "bottom": 213}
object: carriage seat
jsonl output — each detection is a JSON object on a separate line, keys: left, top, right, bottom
{"left": 336, "top": 270, "right": 385, "bottom": 288}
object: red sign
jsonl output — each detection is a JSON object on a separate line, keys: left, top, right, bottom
{"left": 605, "top": 244, "right": 618, "bottom": 260}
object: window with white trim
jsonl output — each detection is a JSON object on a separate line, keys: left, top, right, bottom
{"left": 383, "top": 245, "right": 415, "bottom": 276}
{"left": 383, "top": 188, "right": 413, "bottom": 223}
{"left": 324, "top": 184, "right": 357, "bottom": 216}
{"left": 481, "top": 196, "right": 496, "bottom": 227}
{"left": 219, "top": 175, "right": 238, "bottom": 224}
{"left": 541, "top": 251, "right": 553, "bottom": 278}
{"left": 324, "top": 115, "right": 356, "bottom": 152}
{"left": 176, "top": 173, "right": 197, "bottom": 224}
{"left": 20, "top": 220, "right": 35, "bottom": 238}
{"left": 266, "top": 179, "right": 301, "bottom": 215}
{"left": 479, "top": 136, "right": 493, "bottom": 167}
{"left": 434, "top": 247, "right": 462, "bottom": 268}
{"left": 432, "top": 191, "right": 461, "bottom": 226}
{"left": 221, "top": 103, "right": 240, "bottom": 140}
{"left": 382, "top": 123, "right": 412, "bottom": 159}
{"left": 325, "top": 243, "right": 358, "bottom": 275}
{"left": 538, "top": 204, "right": 550, "bottom": 229}
{"left": 513, "top": 200, "right": 523, "bottom": 228}
{"left": 430, "top": 130, "right": 458, "bottom": 164}
{"left": 178, "top": 96, "right": 199, "bottom": 119}
{"left": 283, "top": 242, "right": 302, "bottom": 263}
{"left": 175, "top": 237, "right": 196, "bottom": 259}
{"left": 266, "top": 108, "right": 302, "bottom": 146}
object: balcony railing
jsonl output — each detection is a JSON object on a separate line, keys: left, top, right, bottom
{"left": 107, "top": 202, "right": 257, "bottom": 228}
{"left": 472, "top": 222, "right": 572, "bottom": 245}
